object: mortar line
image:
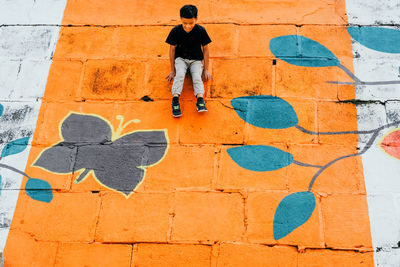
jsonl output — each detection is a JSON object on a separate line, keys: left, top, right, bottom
{"left": 52, "top": 242, "right": 61, "bottom": 267}
{"left": 211, "top": 145, "right": 221, "bottom": 190}
{"left": 233, "top": 25, "right": 240, "bottom": 58}
{"left": 167, "top": 191, "right": 176, "bottom": 242}
{"left": 210, "top": 242, "right": 220, "bottom": 267}
{"left": 271, "top": 59, "right": 276, "bottom": 97}
{"left": 316, "top": 195, "right": 326, "bottom": 247}
{"left": 129, "top": 243, "right": 135, "bottom": 267}
{"left": 242, "top": 190, "right": 249, "bottom": 242}
{"left": 6, "top": 22, "right": 389, "bottom": 27}
{"left": 92, "top": 193, "right": 103, "bottom": 242}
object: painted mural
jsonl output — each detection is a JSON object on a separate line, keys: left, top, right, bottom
{"left": 0, "top": 0, "right": 68, "bottom": 255}
{"left": 1, "top": 0, "right": 400, "bottom": 266}
{"left": 34, "top": 113, "right": 168, "bottom": 197}
{"left": 0, "top": 104, "right": 54, "bottom": 203}
{"left": 0, "top": 104, "right": 30, "bottom": 196}
{"left": 229, "top": 95, "right": 400, "bottom": 239}
{"left": 270, "top": 33, "right": 400, "bottom": 86}
{"left": 227, "top": 28, "right": 400, "bottom": 241}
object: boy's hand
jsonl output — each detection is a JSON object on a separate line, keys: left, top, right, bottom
{"left": 202, "top": 69, "right": 212, "bottom": 82}
{"left": 166, "top": 71, "right": 176, "bottom": 82}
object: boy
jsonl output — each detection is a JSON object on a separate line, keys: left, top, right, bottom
{"left": 165, "top": 5, "right": 212, "bottom": 117}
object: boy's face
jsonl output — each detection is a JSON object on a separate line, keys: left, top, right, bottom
{"left": 181, "top": 17, "right": 197, "bottom": 33}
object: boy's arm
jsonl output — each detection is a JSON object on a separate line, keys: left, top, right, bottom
{"left": 202, "top": 45, "right": 212, "bottom": 81}
{"left": 166, "top": 45, "right": 176, "bottom": 82}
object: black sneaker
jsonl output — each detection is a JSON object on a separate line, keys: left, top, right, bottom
{"left": 172, "top": 98, "right": 182, "bottom": 117}
{"left": 196, "top": 97, "right": 207, "bottom": 112}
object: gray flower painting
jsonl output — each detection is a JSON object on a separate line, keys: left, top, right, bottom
{"left": 34, "top": 113, "right": 168, "bottom": 197}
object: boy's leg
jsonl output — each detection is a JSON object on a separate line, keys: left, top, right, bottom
{"left": 189, "top": 60, "right": 205, "bottom": 97}
{"left": 189, "top": 60, "right": 207, "bottom": 112}
{"left": 171, "top": 57, "right": 188, "bottom": 96}
{"left": 171, "top": 57, "right": 188, "bottom": 117}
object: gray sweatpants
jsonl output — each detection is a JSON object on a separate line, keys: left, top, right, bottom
{"left": 171, "top": 57, "right": 204, "bottom": 96}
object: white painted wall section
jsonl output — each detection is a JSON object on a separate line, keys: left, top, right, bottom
{"left": 346, "top": 0, "right": 400, "bottom": 266}
{"left": 0, "top": 0, "right": 67, "bottom": 252}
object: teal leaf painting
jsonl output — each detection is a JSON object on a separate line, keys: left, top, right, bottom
{"left": 270, "top": 35, "right": 340, "bottom": 67}
{"left": 348, "top": 26, "right": 400, "bottom": 53}
{"left": 0, "top": 104, "right": 3, "bottom": 117}
{"left": 273, "top": 191, "right": 316, "bottom": 240}
{"left": 1, "top": 137, "right": 30, "bottom": 158}
{"left": 227, "top": 145, "right": 293, "bottom": 172}
{"left": 231, "top": 95, "right": 298, "bottom": 129}
{"left": 25, "top": 178, "right": 53, "bottom": 203}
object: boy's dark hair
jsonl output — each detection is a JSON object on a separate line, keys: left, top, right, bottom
{"left": 180, "top": 5, "right": 198, "bottom": 19}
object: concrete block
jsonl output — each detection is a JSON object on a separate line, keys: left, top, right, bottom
{"left": 3, "top": 229, "right": 58, "bottom": 267}
{"left": 298, "top": 249, "right": 374, "bottom": 266}
{"left": 321, "top": 194, "right": 372, "bottom": 248}
{"left": 0, "top": 61, "right": 20, "bottom": 99}
{"left": 218, "top": 243, "right": 298, "bottom": 266}
{"left": 362, "top": 144, "right": 400, "bottom": 194}
{"left": 134, "top": 244, "right": 211, "bottom": 267}
{"left": 10, "top": 192, "right": 100, "bottom": 242}
{"left": 0, "top": 26, "right": 60, "bottom": 60}
{"left": 287, "top": 144, "right": 360, "bottom": 192}
{"left": 95, "top": 192, "right": 170, "bottom": 242}
{"left": 14, "top": 60, "right": 52, "bottom": 99}
{"left": 385, "top": 101, "right": 400, "bottom": 123}
{"left": 238, "top": 25, "right": 297, "bottom": 57}
{"left": 366, "top": 194, "right": 400, "bottom": 249}
{"left": 0, "top": 0, "right": 66, "bottom": 25}
{"left": 247, "top": 192, "right": 324, "bottom": 247}
{"left": 276, "top": 63, "right": 339, "bottom": 101}
{"left": 210, "top": 58, "right": 272, "bottom": 98}
{"left": 29, "top": 0, "right": 68, "bottom": 25}
{"left": 317, "top": 101, "right": 358, "bottom": 145}
{"left": 55, "top": 243, "right": 132, "bottom": 267}
{"left": 352, "top": 39, "right": 400, "bottom": 102}
{"left": 179, "top": 100, "right": 245, "bottom": 145}
{"left": 0, "top": 101, "right": 41, "bottom": 147}
{"left": 172, "top": 192, "right": 244, "bottom": 242}
{"left": 81, "top": 60, "right": 147, "bottom": 100}
{"left": 356, "top": 103, "right": 387, "bottom": 144}
{"left": 346, "top": 0, "right": 400, "bottom": 25}
{"left": 43, "top": 59, "right": 83, "bottom": 101}
{"left": 0, "top": 60, "right": 53, "bottom": 100}
{"left": 0, "top": 190, "right": 21, "bottom": 251}
{"left": 144, "top": 144, "right": 215, "bottom": 191}
{"left": 375, "top": 248, "right": 400, "bottom": 267}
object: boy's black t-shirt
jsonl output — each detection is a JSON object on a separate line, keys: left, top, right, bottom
{"left": 165, "top": 24, "right": 211, "bottom": 60}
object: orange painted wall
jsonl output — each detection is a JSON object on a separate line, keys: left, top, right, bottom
{"left": 4, "top": 0, "right": 374, "bottom": 266}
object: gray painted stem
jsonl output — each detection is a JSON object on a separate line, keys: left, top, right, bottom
{"left": 307, "top": 123, "right": 394, "bottom": 191}
{"left": 296, "top": 121, "right": 400, "bottom": 190}
{"left": 0, "top": 163, "right": 32, "bottom": 180}
{"left": 296, "top": 120, "right": 400, "bottom": 136}
{"left": 327, "top": 64, "right": 400, "bottom": 85}
{"left": 359, "top": 80, "right": 400, "bottom": 85}
{"left": 293, "top": 160, "right": 323, "bottom": 168}
{"left": 338, "top": 64, "right": 361, "bottom": 83}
